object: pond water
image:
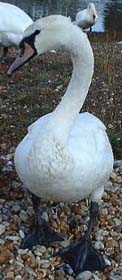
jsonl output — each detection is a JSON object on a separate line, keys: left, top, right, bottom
{"left": 1, "top": 0, "right": 122, "bottom": 32}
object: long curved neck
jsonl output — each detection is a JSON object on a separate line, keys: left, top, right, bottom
{"left": 48, "top": 27, "right": 94, "bottom": 139}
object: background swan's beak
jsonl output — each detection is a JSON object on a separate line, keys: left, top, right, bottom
{"left": 8, "top": 42, "right": 36, "bottom": 76}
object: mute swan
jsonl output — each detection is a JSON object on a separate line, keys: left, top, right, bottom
{"left": 75, "top": 2, "right": 98, "bottom": 32}
{"left": 0, "top": 2, "right": 33, "bottom": 62}
{"left": 8, "top": 15, "right": 113, "bottom": 275}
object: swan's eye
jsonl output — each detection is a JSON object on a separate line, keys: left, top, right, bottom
{"left": 93, "top": 15, "right": 96, "bottom": 20}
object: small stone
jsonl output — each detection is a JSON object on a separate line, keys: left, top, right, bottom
{"left": 37, "top": 268, "right": 47, "bottom": 278}
{"left": 12, "top": 204, "right": 21, "bottom": 212}
{"left": 111, "top": 172, "right": 117, "bottom": 180}
{"left": 18, "top": 249, "right": 28, "bottom": 255}
{"left": 103, "top": 255, "right": 111, "bottom": 266}
{"left": 41, "top": 211, "right": 49, "bottom": 222}
{"left": 95, "top": 230, "right": 104, "bottom": 241}
{"left": 114, "top": 160, "right": 122, "bottom": 168}
{"left": 61, "top": 239, "right": 70, "bottom": 248}
{"left": 119, "top": 241, "right": 122, "bottom": 251}
{"left": 104, "top": 181, "right": 113, "bottom": 191}
{"left": 15, "top": 276, "right": 22, "bottom": 280}
{"left": 25, "top": 266, "right": 37, "bottom": 277}
{"left": 76, "top": 271, "right": 92, "bottom": 280}
{"left": 0, "top": 238, "right": 5, "bottom": 245}
{"left": 19, "top": 209, "right": 28, "bottom": 222}
{"left": 0, "top": 249, "right": 13, "bottom": 264}
{"left": 55, "top": 269, "right": 65, "bottom": 280}
{"left": 116, "top": 176, "right": 122, "bottom": 184}
{"left": 34, "top": 250, "right": 42, "bottom": 257}
{"left": 94, "top": 241, "right": 104, "bottom": 250}
{"left": 39, "top": 245, "right": 47, "bottom": 254}
{"left": 113, "top": 218, "right": 121, "bottom": 227}
{"left": 110, "top": 272, "right": 122, "bottom": 280}
{"left": 5, "top": 235, "right": 20, "bottom": 241}
{"left": 19, "top": 229, "right": 25, "bottom": 238}
{"left": 64, "top": 264, "right": 73, "bottom": 275}
{"left": 7, "top": 272, "right": 14, "bottom": 279}
{"left": 92, "top": 275, "right": 100, "bottom": 280}
{"left": 0, "top": 224, "right": 5, "bottom": 235}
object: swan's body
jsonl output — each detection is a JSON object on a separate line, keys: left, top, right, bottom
{"left": 15, "top": 112, "right": 113, "bottom": 202}
{"left": 0, "top": 2, "right": 33, "bottom": 59}
{"left": 8, "top": 15, "right": 113, "bottom": 273}
{"left": 75, "top": 3, "right": 98, "bottom": 30}
{"left": 8, "top": 15, "right": 113, "bottom": 203}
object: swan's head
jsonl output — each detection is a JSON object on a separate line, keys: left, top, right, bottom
{"left": 8, "top": 15, "right": 72, "bottom": 75}
{"left": 88, "top": 3, "right": 98, "bottom": 23}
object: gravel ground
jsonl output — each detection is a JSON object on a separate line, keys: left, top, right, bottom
{"left": 0, "top": 151, "right": 122, "bottom": 279}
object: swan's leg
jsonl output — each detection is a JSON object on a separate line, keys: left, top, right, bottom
{"left": 21, "top": 194, "right": 64, "bottom": 249}
{"left": 0, "top": 47, "right": 8, "bottom": 63}
{"left": 60, "top": 201, "right": 107, "bottom": 276}
{"left": 89, "top": 26, "right": 92, "bottom": 33}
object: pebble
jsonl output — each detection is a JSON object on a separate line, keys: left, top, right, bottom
{"left": 110, "top": 273, "right": 122, "bottom": 280}
{"left": 25, "top": 266, "right": 37, "bottom": 277}
{"left": 114, "top": 160, "right": 122, "bottom": 168}
{"left": 12, "top": 204, "right": 21, "bottom": 212}
{"left": 76, "top": 271, "right": 92, "bottom": 280}
{"left": 41, "top": 211, "right": 49, "bottom": 222}
{"left": 95, "top": 230, "right": 104, "bottom": 241}
{"left": 7, "top": 272, "right": 14, "bottom": 279}
{"left": 61, "top": 239, "right": 70, "bottom": 248}
{"left": 113, "top": 218, "right": 121, "bottom": 227}
{"left": 15, "top": 276, "right": 22, "bottom": 280}
{"left": 104, "top": 181, "right": 113, "bottom": 191}
{"left": 55, "top": 269, "right": 65, "bottom": 280}
{"left": 95, "top": 241, "right": 104, "bottom": 250}
{"left": 34, "top": 250, "right": 43, "bottom": 257}
{"left": 0, "top": 238, "right": 5, "bottom": 245}
{"left": 119, "top": 241, "right": 122, "bottom": 251}
{"left": 103, "top": 255, "right": 111, "bottom": 266}
{"left": 19, "top": 229, "right": 25, "bottom": 238}
{"left": 0, "top": 224, "right": 5, "bottom": 236}
{"left": 0, "top": 250, "right": 13, "bottom": 264}
{"left": 92, "top": 274, "right": 101, "bottom": 280}
{"left": 19, "top": 209, "right": 28, "bottom": 222}
{"left": 18, "top": 249, "right": 28, "bottom": 255}
{"left": 110, "top": 171, "right": 117, "bottom": 180}
{"left": 5, "top": 235, "right": 20, "bottom": 241}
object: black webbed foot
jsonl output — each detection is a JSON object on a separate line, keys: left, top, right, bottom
{"left": 60, "top": 235, "right": 107, "bottom": 276}
{"left": 21, "top": 194, "right": 64, "bottom": 249}
{"left": 21, "top": 223, "right": 64, "bottom": 249}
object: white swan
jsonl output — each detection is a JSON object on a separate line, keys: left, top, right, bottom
{"left": 0, "top": 2, "right": 33, "bottom": 62}
{"left": 8, "top": 15, "right": 113, "bottom": 275}
{"left": 75, "top": 2, "right": 98, "bottom": 32}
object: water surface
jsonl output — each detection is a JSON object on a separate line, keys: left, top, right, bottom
{"left": 2, "top": 0, "right": 122, "bottom": 32}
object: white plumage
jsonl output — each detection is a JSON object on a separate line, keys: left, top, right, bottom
{"left": 0, "top": 2, "right": 33, "bottom": 60}
{"left": 75, "top": 2, "right": 98, "bottom": 31}
{"left": 9, "top": 15, "right": 113, "bottom": 204}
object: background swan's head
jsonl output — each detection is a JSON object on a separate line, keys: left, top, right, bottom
{"left": 88, "top": 3, "right": 98, "bottom": 23}
{"left": 8, "top": 15, "right": 73, "bottom": 75}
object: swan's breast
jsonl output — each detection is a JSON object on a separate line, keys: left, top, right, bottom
{"left": 15, "top": 113, "right": 113, "bottom": 202}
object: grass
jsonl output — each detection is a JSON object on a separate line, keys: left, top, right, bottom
{"left": 0, "top": 33, "right": 122, "bottom": 159}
